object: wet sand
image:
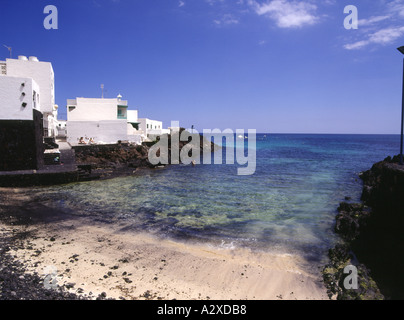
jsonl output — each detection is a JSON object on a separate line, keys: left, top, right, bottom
{"left": 0, "top": 188, "right": 329, "bottom": 300}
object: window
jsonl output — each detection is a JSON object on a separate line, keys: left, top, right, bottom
{"left": 32, "top": 91, "right": 36, "bottom": 109}
{"left": 117, "top": 107, "right": 127, "bottom": 119}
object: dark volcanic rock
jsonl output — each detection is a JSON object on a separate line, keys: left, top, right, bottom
{"left": 72, "top": 132, "right": 218, "bottom": 174}
{"left": 324, "top": 155, "right": 404, "bottom": 300}
{"left": 353, "top": 157, "right": 404, "bottom": 300}
{"left": 322, "top": 244, "right": 384, "bottom": 300}
{"left": 360, "top": 156, "right": 404, "bottom": 209}
{"left": 0, "top": 235, "right": 87, "bottom": 300}
{"left": 73, "top": 143, "right": 153, "bottom": 169}
{"left": 334, "top": 202, "right": 372, "bottom": 242}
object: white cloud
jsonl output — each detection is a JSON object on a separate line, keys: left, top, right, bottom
{"left": 250, "top": 0, "right": 319, "bottom": 28}
{"left": 370, "top": 26, "right": 404, "bottom": 44}
{"left": 345, "top": 26, "right": 404, "bottom": 50}
{"left": 214, "top": 13, "right": 239, "bottom": 25}
{"left": 203, "top": 0, "right": 321, "bottom": 29}
{"left": 358, "top": 15, "right": 390, "bottom": 28}
{"left": 344, "top": 40, "right": 370, "bottom": 51}
{"left": 343, "top": 0, "right": 404, "bottom": 50}
{"left": 205, "top": 0, "right": 225, "bottom": 6}
{"left": 179, "top": 1, "right": 185, "bottom": 7}
{"left": 388, "top": 0, "right": 404, "bottom": 17}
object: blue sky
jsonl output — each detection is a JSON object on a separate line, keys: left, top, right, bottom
{"left": 1, "top": 0, "right": 404, "bottom": 133}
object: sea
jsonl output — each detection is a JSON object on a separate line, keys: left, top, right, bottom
{"left": 31, "top": 134, "right": 400, "bottom": 265}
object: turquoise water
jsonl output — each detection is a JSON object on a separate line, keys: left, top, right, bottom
{"left": 33, "top": 134, "right": 400, "bottom": 262}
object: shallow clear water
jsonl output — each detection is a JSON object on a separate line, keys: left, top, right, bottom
{"left": 33, "top": 134, "right": 400, "bottom": 262}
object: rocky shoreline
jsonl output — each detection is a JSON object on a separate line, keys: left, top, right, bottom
{"left": 2, "top": 148, "right": 401, "bottom": 300}
{"left": 323, "top": 155, "right": 404, "bottom": 300}
{"left": 0, "top": 132, "right": 219, "bottom": 300}
{"left": 72, "top": 130, "right": 218, "bottom": 181}
{"left": 0, "top": 190, "right": 170, "bottom": 300}
{"left": 0, "top": 230, "right": 89, "bottom": 300}
{"left": 0, "top": 130, "right": 219, "bottom": 187}
{"left": 0, "top": 194, "right": 94, "bottom": 300}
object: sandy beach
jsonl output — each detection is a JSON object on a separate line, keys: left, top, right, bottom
{"left": 0, "top": 187, "right": 329, "bottom": 300}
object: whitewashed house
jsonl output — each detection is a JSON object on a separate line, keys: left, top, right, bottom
{"left": 139, "top": 118, "right": 169, "bottom": 140}
{"left": 56, "top": 120, "right": 67, "bottom": 138}
{"left": 0, "top": 68, "right": 45, "bottom": 170}
{"left": 127, "top": 109, "right": 143, "bottom": 144}
{"left": 0, "top": 56, "right": 58, "bottom": 137}
{"left": 66, "top": 95, "right": 144, "bottom": 145}
{"left": 0, "top": 75, "right": 41, "bottom": 120}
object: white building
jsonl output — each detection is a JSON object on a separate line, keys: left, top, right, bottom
{"left": 56, "top": 120, "right": 67, "bottom": 138}
{"left": 127, "top": 110, "right": 143, "bottom": 144}
{"left": 0, "top": 69, "right": 45, "bottom": 170}
{"left": 66, "top": 95, "right": 143, "bottom": 145}
{"left": 0, "top": 56, "right": 58, "bottom": 137}
{"left": 0, "top": 75, "right": 41, "bottom": 120}
{"left": 139, "top": 118, "right": 169, "bottom": 138}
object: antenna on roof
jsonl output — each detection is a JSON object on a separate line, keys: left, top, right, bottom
{"left": 3, "top": 45, "right": 12, "bottom": 58}
{"left": 101, "top": 84, "right": 104, "bottom": 99}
